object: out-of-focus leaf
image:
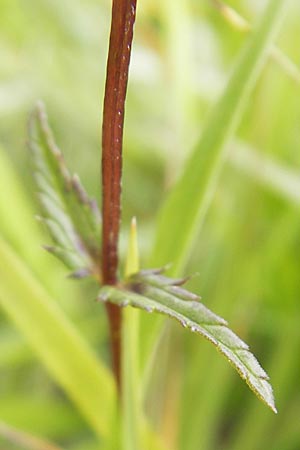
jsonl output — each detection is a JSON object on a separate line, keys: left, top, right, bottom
{"left": 0, "top": 420, "right": 63, "bottom": 450}
{"left": 151, "top": 0, "right": 290, "bottom": 275}
{"left": 99, "top": 269, "right": 276, "bottom": 413}
{"left": 212, "top": 0, "right": 300, "bottom": 84}
{"left": 229, "top": 142, "right": 300, "bottom": 206}
{"left": 28, "top": 101, "right": 101, "bottom": 279}
{"left": 0, "top": 237, "right": 115, "bottom": 439}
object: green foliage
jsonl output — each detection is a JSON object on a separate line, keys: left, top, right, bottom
{"left": 0, "top": 0, "right": 299, "bottom": 449}
{"left": 28, "top": 102, "right": 101, "bottom": 279}
{"left": 0, "top": 237, "right": 115, "bottom": 440}
{"left": 142, "top": 0, "right": 291, "bottom": 388}
{"left": 152, "top": 0, "right": 290, "bottom": 274}
{"left": 29, "top": 99, "right": 276, "bottom": 413}
{"left": 99, "top": 269, "right": 276, "bottom": 413}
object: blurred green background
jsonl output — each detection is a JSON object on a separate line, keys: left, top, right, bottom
{"left": 0, "top": 0, "right": 300, "bottom": 449}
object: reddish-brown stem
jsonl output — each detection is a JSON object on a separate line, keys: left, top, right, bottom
{"left": 101, "top": 0, "right": 137, "bottom": 391}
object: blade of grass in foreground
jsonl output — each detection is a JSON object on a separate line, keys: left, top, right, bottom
{"left": 122, "top": 218, "right": 142, "bottom": 450}
{"left": 0, "top": 238, "right": 115, "bottom": 440}
{"left": 121, "top": 221, "right": 167, "bottom": 450}
{"left": 151, "top": 0, "right": 290, "bottom": 275}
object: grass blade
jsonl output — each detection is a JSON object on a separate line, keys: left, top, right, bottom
{"left": 229, "top": 141, "right": 300, "bottom": 206}
{"left": 122, "top": 218, "right": 142, "bottom": 450}
{"left": 212, "top": 0, "right": 300, "bottom": 84}
{"left": 0, "top": 238, "right": 115, "bottom": 440}
{"left": 151, "top": 0, "right": 290, "bottom": 275}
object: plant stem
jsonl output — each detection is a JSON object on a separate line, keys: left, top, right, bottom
{"left": 101, "top": 0, "right": 137, "bottom": 390}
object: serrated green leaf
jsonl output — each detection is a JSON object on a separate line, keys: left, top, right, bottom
{"left": 98, "top": 270, "right": 276, "bottom": 413}
{"left": 28, "top": 101, "right": 101, "bottom": 279}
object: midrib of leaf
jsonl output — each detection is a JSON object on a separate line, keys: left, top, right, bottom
{"left": 0, "top": 237, "right": 116, "bottom": 440}
{"left": 151, "top": 0, "right": 290, "bottom": 275}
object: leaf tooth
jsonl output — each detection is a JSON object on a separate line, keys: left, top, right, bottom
{"left": 245, "top": 372, "right": 276, "bottom": 413}
{"left": 206, "top": 324, "right": 249, "bottom": 350}
{"left": 135, "top": 271, "right": 190, "bottom": 289}
{"left": 30, "top": 144, "right": 53, "bottom": 183}
{"left": 258, "top": 382, "right": 277, "bottom": 414}
{"left": 71, "top": 174, "right": 91, "bottom": 205}
{"left": 235, "top": 349, "right": 269, "bottom": 380}
{"left": 218, "top": 345, "right": 248, "bottom": 379}
{"left": 180, "top": 319, "right": 188, "bottom": 328}
{"left": 137, "top": 267, "right": 166, "bottom": 277}
{"left": 68, "top": 268, "right": 91, "bottom": 279}
{"left": 183, "top": 302, "right": 227, "bottom": 326}
{"left": 184, "top": 321, "right": 218, "bottom": 345}
{"left": 121, "top": 300, "right": 130, "bottom": 307}
{"left": 149, "top": 274, "right": 189, "bottom": 287}
{"left": 33, "top": 102, "right": 73, "bottom": 196}
{"left": 42, "top": 245, "right": 84, "bottom": 270}
{"left": 34, "top": 171, "right": 62, "bottom": 205}
{"left": 98, "top": 291, "right": 109, "bottom": 302}
{"left": 89, "top": 198, "right": 102, "bottom": 225}
{"left": 166, "top": 285, "right": 200, "bottom": 301}
{"left": 217, "top": 344, "right": 276, "bottom": 412}
{"left": 38, "top": 217, "right": 74, "bottom": 250}
{"left": 38, "top": 192, "right": 72, "bottom": 230}
{"left": 38, "top": 193, "right": 91, "bottom": 257}
{"left": 70, "top": 174, "right": 102, "bottom": 236}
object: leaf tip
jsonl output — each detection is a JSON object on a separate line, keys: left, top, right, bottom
{"left": 125, "top": 216, "right": 139, "bottom": 277}
{"left": 67, "top": 268, "right": 91, "bottom": 280}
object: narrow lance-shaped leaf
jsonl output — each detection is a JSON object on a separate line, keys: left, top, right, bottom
{"left": 99, "top": 269, "right": 276, "bottom": 413}
{"left": 28, "top": 101, "right": 101, "bottom": 279}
